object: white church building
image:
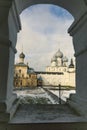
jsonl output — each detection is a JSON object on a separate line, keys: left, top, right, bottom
{"left": 37, "top": 49, "right": 75, "bottom": 87}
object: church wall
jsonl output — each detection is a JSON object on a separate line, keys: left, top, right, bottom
{"left": 14, "top": 66, "right": 28, "bottom": 78}
{"left": 14, "top": 77, "right": 37, "bottom": 88}
{"left": 37, "top": 72, "right": 75, "bottom": 87}
{"left": 14, "top": 66, "right": 37, "bottom": 88}
{"left": 44, "top": 49, "right": 75, "bottom": 87}
{"left": 46, "top": 66, "right": 68, "bottom": 73}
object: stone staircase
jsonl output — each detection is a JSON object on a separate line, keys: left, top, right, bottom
{"left": 7, "top": 104, "right": 87, "bottom": 130}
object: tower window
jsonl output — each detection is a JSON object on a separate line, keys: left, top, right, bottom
{"left": 19, "top": 69, "right": 21, "bottom": 73}
{"left": 16, "top": 74, "right": 18, "bottom": 77}
{"left": 22, "top": 74, "right": 24, "bottom": 78}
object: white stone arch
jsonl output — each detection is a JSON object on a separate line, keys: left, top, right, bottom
{"left": 0, "top": 0, "right": 87, "bottom": 122}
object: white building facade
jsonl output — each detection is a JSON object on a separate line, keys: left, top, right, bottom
{"left": 38, "top": 49, "right": 75, "bottom": 87}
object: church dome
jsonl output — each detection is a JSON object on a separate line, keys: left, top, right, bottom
{"left": 51, "top": 55, "right": 57, "bottom": 62}
{"left": 63, "top": 56, "right": 68, "bottom": 62}
{"left": 55, "top": 49, "right": 63, "bottom": 58}
{"left": 69, "top": 58, "right": 74, "bottom": 68}
{"left": 19, "top": 52, "right": 25, "bottom": 59}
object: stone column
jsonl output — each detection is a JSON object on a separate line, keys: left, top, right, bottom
{"left": 68, "top": 12, "right": 87, "bottom": 116}
{"left": 0, "top": 0, "right": 21, "bottom": 122}
{"left": 0, "top": 39, "right": 19, "bottom": 122}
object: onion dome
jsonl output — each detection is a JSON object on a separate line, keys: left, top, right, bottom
{"left": 38, "top": 76, "right": 42, "bottom": 81}
{"left": 55, "top": 49, "right": 63, "bottom": 58}
{"left": 19, "top": 52, "right": 25, "bottom": 59}
{"left": 63, "top": 56, "right": 68, "bottom": 62}
{"left": 51, "top": 55, "right": 57, "bottom": 62}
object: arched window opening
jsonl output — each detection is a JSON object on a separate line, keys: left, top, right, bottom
{"left": 14, "top": 4, "right": 75, "bottom": 105}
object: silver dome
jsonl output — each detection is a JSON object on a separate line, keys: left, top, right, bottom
{"left": 55, "top": 49, "right": 63, "bottom": 58}
{"left": 63, "top": 56, "right": 68, "bottom": 62}
{"left": 19, "top": 52, "right": 25, "bottom": 59}
{"left": 51, "top": 55, "right": 57, "bottom": 62}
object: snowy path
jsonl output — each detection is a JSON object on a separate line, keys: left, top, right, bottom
{"left": 50, "top": 89, "right": 75, "bottom": 102}
{"left": 14, "top": 87, "right": 59, "bottom": 104}
{"left": 14, "top": 87, "right": 75, "bottom": 104}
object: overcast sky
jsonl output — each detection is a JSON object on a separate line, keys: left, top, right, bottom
{"left": 15, "top": 4, "right": 74, "bottom": 71}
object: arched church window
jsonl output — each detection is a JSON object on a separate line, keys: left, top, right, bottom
{"left": 64, "top": 68, "right": 66, "bottom": 72}
{"left": 22, "top": 74, "right": 24, "bottom": 78}
{"left": 16, "top": 74, "right": 18, "bottom": 78}
{"left": 19, "top": 69, "right": 21, "bottom": 73}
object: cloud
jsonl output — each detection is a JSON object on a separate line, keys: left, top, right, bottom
{"left": 15, "top": 4, "right": 74, "bottom": 71}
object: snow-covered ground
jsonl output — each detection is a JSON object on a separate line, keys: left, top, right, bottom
{"left": 14, "top": 87, "right": 58, "bottom": 104}
{"left": 14, "top": 87, "right": 75, "bottom": 104}
{"left": 50, "top": 90, "right": 75, "bottom": 102}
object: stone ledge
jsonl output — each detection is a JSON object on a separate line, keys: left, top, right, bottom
{"left": 67, "top": 94, "right": 87, "bottom": 117}
{"left": 8, "top": 104, "right": 87, "bottom": 130}
{"left": 9, "top": 104, "right": 85, "bottom": 124}
{"left": 8, "top": 122, "right": 87, "bottom": 130}
{"left": 0, "top": 98, "right": 20, "bottom": 122}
